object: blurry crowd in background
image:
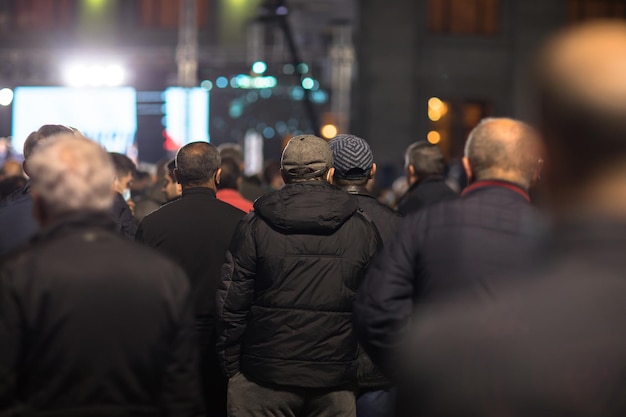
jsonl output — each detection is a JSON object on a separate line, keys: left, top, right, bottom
{"left": 4, "top": 18, "right": 626, "bottom": 417}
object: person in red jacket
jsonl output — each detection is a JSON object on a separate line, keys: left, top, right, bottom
{"left": 216, "top": 157, "right": 254, "bottom": 213}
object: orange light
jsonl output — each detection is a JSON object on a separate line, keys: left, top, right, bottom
{"left": 428, "top": 108, "right": 442, "bottom": 121}
{"left": 428, "top": 97, "right": 444, "bottom": 112}
{"left": 321, "top": 124, "right": 338, "bottom": 139}
{"left": 427, "top": 131, "right": 441, "bottom": 144}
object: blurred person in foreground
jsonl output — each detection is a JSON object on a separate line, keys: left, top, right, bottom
{"left": 109, "top": 152, "right": 138, "bottom": 239}
{"left": 136, "top": 142, "right": 245, "bottom": 417}
{"left": 216, "top": 157, "right": 254, "bottom": 213}
{"left": 1, "top": 160, "right": 24, "bottom": 180}
{"left": 0, "top": 134, "right": 201, "bottom": 416}
{"left": 0, "top": 124, "right": 75, "bottom": 256}
{"left": 392, "top": 21, "right": 626, "bottom": 417}
{"left": 329, "top": 134, "right": 402, "bottom": 417}
{"left": 354, "top": 117, "right": 544, "bottom": 376}
{"left": 395, "top": 141, "right": 457, "bottom": 214}
{"left": 217, "top": 143, "right": 265, "bottom": 201}
{"left": 217, "top": 135, "right": 379, "bottom": 417}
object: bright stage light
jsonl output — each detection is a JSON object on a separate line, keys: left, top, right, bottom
{"left": 63, "top": 62, "right": 127, "bottom": 87}
{"left": 0, "top": 88, "right": 13, "bottom": 106}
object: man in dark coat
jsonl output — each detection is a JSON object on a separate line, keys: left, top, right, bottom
{"left": 393, "top": 21, "right": 626, "bottom": 417}
{"left": 354, "top": 117, "right": 544, "bottom": 374}
{"left": 395, "top": 141, "right": 457, "bottom": 214}
{"left": 0, "top": 124, "right": 74, "bottom": 256}
{"left": 136, "top": 141, "right": 245, "bottom": 417}
{"left": 0, "top": 133, "right": 201, "bottom": 416}
{"left": 109, "top": 152, "right": 138, "bottom": 239}
{"left": 329, "top": 134, "right": 401, "bottom": 417}
{"left": 217, "top": 135, "right": 379, "bottom": 417}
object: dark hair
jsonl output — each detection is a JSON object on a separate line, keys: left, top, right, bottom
{"left": 23, "top": 124, "right": 74, "bottom": 160}
{"left": 263, "top": 160, "right": 281, "bottom": 184}
{"left": 0, "top": 175, "right": 27, "bottom": 200}
{"left": 217, "top": 157, "right": 241, "bottom": 190}
{"left": 175, "top": 142, "right": 221, "bottom": 187}
{"left": 109, "top": 152, "right": 137, "bottom": 179}
{"left": 405, "top": 141, "right": 446, "bottom": 177}
{"left": 166, "top": 159, "right": 176, "bottom": 181}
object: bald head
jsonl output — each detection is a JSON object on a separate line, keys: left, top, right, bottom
{"left": 175, "top": 141, "right": 221, "bottom": 188}
{"left": 537, "top": 20, "right": 626, "bottom": 175}
{"left": 464, "top": 118, "right": 541, "bottom": 190}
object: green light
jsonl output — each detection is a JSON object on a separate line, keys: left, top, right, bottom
{"left": 85, "top": 0, "right": 107, "bottom": 10}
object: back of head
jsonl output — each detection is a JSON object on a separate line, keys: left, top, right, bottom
{"left": 28, "top": 134, "right": 115, "bottom": 218}
{"left": 536, "top": 20, "right": 626, "bottom": 187}
{"left": 23, "top": 124, "right": 74, "bottom": 161}
{"left": 329, "top": 134, "right": 374, "bottom": 185}
{"left": 405, "top": 141, "right": 446, "bottom": 178}
{"left": 464, "top": 118, "right": 541, "bottom": 189}
{"left": 217, "top": 143, "right": 244, "bottom": 166}
{"left": 109, "top": 152, "right": 136, "bottom": 179}
{"left": 176, "top": 141, "right": 221, "bottom": 187}
{"left": 218, "top": 157, "right": 241, "bottom": 190}
{"left": 281, "top": 135, "right": 333, "bottom": 183}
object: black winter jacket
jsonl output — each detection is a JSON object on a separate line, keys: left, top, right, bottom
{"left": 217, "top": 182, "right": 379, "bottom": 389}
{"left": 396, "top": 176, "right": 457, "bottom": 215}
{"left": 354, "top": 180, "right": 542, "bottom": 374}
{"left": 0, "top": 213, "right": 201, "bottom": 416}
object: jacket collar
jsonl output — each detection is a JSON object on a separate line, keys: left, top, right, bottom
{"left": 462, "top": 180, "right": 530, "bottom": 202}
{"left": 38, "top": 211, "right": 117, "bottom": 241}
{"left": 182, "top": 187, "right": 217, "bottom": 199}
{"left": 339, "top": 184, "right": 372, "bottom": 197}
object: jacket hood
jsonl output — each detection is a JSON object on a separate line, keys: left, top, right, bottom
{"left": 254, "top": 182, "right": 359, "bottom": 234}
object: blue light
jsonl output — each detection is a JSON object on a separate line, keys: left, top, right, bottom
{"left": 246, "top": 91, "right": 258, "bottom": 102}
{"left": 283, "top": 64, "right": 295, "bottom": 75}
{"left": 276, "top": 121, "right": 288, "bottom": 134}
{"left": 302, "top": 77, "right": 315, "bottom": 90}
{"left": 252, "top": 61, "right": 267, "bottom": 74}
{"left": 230, "top": 77, "right": 239, "bottom": 88}
{"left": 259, "top": 89, "right": 272, "bottom": 99}
{"left": 297, "top": 63, "right": 309, "bottom": 74}
{"left": 311, "top": 90, "right": 328, "bottom": 104}
{"left": 201, "top": 80, "right": 213, "bottom": 91}
{"left": 216, "top": 77, "right": 229, "bottom": 88}
{"left": 290, "top": 86, "right": 304, "bottom": 101}
{"left": 263, "top": 127, "right": 276, "bottom": 139}
{"left": 229, "top": 100, "right": 244, "bottom": 119}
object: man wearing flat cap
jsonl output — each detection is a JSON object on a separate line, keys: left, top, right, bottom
{"left": 217, "top": 135, "right": 379, "bottom": 417}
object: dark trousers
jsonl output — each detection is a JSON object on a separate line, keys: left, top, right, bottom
{"left": 228, "top": 372, "right": 356, "bottom": 417}
{"left": 197, "top": 316, "right": 227, "bottom": 417}
{"left": 356, "top": 389, "right": 396, "bottom": 417}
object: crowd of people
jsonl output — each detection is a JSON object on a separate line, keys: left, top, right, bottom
{"left": 2, "top": 19, "right": 626, "bottom": 417}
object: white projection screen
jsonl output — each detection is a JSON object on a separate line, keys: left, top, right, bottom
{"left": 11, "top": 86, "right": 137, "bottom": 155}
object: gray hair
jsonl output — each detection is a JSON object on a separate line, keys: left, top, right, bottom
{"left": 404, "top": 141, "right": 446, "bottom": 177}
{"left": 28, "top": 134, "right": 115, "bottom": 217}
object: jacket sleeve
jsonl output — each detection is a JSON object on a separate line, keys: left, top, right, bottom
{"left": 353, "top": 212, "right": 425, "bottom": 377}
{"left": 216, "top": 214, "right": 257, "bottom": 378}
{"left": 0, "top": 264, "right": 21, "bottom": 410}
{"left": 161, "top": 267, "right": 203, "bottom": 417}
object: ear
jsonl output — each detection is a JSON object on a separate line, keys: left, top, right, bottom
{"left": 369, "top": 163, "right": 377, "bottom": 180}
{"left": 462, "top": 157, "right": 473, "bottom": 183}
{"left": 280, "top": 169, "right": 288, "bottom": 183}
{"left": 325, "top": 167, "right": 335, "bottom": 184}
{"left": 406, "top": 164, "right": 417, "bottom": 185}
{"left": 22, "top": 161, "right": 29, "bottom": 178}
{"left": 215, "top": 168, "right": 222, "bottom": 185}
{"left": 173, "top": 168, "right": 180, "bottom": 183}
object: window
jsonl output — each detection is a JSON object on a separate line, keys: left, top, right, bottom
{"left": 15, "top": 0, "right": 76, "bottom": 30}
{"left": 568, "top": 0, "right": 626, "bottom": 22}
{"left": 138, "top": 0, "right": 210, "bottom": 29}
{"left": 428, "top": 97, "right": 492, "bottom": 159}
{"left": 428, "top": 0, "right": 499, "bottom": 35}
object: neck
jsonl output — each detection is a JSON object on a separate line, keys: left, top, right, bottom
{"left": 474, "top": 171, "right": 528, "bottom": 190}
{"left": 181, "top": 182, "right": 216, "bottom": 192}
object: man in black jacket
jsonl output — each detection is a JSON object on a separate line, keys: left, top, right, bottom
{"left": 395, "top": 141, "right": 457, "bottom": 214}
{"left": 217, "top": 135, "right": 379, "bottom": 417}
{"left": 0, "top": 133, "right": 200, "bottom": 416}
{"left": 329, "top": 134, "right": 401, "bottom": 417}
{"left": 354, "top": 117, "right": 543, "bottom": 374}
{"left": 109, "top": 152, "right": 138, "bottom": 239}
{"left": 394, "top": 21, "right": 626, "bottom": 417}
{"left": 136, "top": 142, "right": 245, "bottom": 417}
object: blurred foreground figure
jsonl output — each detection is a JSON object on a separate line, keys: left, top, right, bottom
{"left": 394, "top": 21, "right": 626, "bottom": 417}
{"left": 0, "top": 125, "right": 74, "bottom": 255}
{"left": 137, "top": 142, "right": 245, "bottom": 417}
{"left": 0, "top": 134, "right": 201, "bottom": 416}
{"left": 218, "top": 135, "right": 379, "bottom": 417}
{"left": 330, "top": 134, "right": 401, "bottom": 417}
{"left": 354, "top": 117, "right": 543, "bottom": 375}
{"left": 395, "top": 141, "right": 457, "bottom": 214}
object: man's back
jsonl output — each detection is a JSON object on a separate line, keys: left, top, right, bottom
{"left": 136, "top": 187, "right": 244, "bottom": 316}
{"left": 396, "top": 176, "right": 457, "bottom": 215}
{"left": 0, "top": 214, "right": 199, "bottom": 416}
